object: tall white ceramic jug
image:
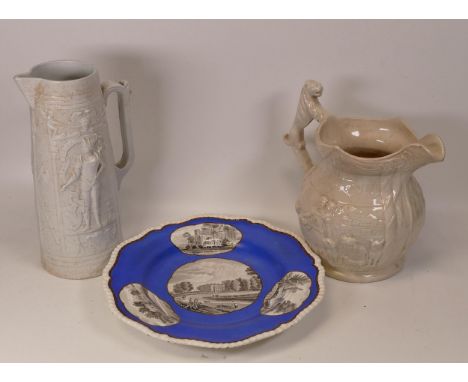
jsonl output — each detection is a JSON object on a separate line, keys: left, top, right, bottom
{"left": 15, "top": 60, "right": 134, "bottom": 279}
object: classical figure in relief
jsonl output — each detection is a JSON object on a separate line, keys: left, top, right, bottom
{"left": 61, "top": 134, "right": 104, "bottom": 231}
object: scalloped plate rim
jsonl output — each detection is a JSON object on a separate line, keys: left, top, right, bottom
{"left": 102, "top": 214, "right": 326, "bottom": 349}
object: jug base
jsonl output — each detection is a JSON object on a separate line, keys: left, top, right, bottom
{"left": 41, "top": 253, "right": 111, "bottom": 280}
{"left": 321, "top": 258, "right": 404, "bottom": 283}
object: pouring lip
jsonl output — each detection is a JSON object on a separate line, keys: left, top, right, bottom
{"left": 15, "top": 59, "right": 97, "bottom": 83}
{"left": 315, "top": 115, "right": 421, "bottom": 162}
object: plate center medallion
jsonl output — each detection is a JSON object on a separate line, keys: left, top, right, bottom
{"left": 168, "top": 258, "right": 262, "bottom": 315}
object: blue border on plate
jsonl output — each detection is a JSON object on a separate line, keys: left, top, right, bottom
{"left": 107, "top": 217, "right": 321, "bottom": 344}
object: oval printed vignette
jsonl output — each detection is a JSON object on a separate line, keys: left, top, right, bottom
{"left": 170, "top": 223, "right": 242, "bottom": 255}
{"left": 261, "top": 272, "right": 312, "bottom": 316}
{"left": 168, "top": 258, "right": 262, "bottom": 315}
{"left": 119, "top": 283, "right": 180, "bottom": 326}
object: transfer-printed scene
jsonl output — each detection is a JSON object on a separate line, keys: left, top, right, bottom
{"left": 261, "top": 272, "right": 312, "bottom": 315}
{"left": 171, "top": 223, "right": 242, "bottom": 255}
{"left": 168, "top": 259, "right": 262, "bottom": 315}
{"left": 120, "top": 283, "right": 180, "bottom": 326}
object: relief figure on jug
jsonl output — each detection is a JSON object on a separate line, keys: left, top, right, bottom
{"left": 60, "top": 133, "right": 105, "bottom": 232}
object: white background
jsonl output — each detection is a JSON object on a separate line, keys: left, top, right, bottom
{"left": 1, "top": 20, "right": 467, "bottom": 362}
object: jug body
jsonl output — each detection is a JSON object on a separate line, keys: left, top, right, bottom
{"left": 296, "top": 158, "right": 425, "bottom": 282}
{"left": 284, "top": 80, "right": 444, "bottom": 282}
{"left": 15, "top": 61, "right": 133, "bottom": 279}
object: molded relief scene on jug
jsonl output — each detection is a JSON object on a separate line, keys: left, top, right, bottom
{"left": 285, "top": 80, "right": 445, "bottom": 283}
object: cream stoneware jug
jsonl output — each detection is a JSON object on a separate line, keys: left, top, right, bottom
{"left": 15, "top": 60, "right": 134, "bottom": 279}
{"left": 284, "top": 80, "right": 445, "bottom": 283}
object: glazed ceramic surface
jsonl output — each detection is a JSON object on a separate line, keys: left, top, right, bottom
{"left": 284, "top": 80, "right": 445, "bottom": 283}
{"left": 15, "top": 60, "right": 134, "bottom": 279}
{"left": 103, "top": 216, "right": 325, "bottom": 348}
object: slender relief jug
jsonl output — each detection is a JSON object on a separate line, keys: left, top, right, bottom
{"left": 284, "top": 80, "right": 445, "bottom": 283}
{"left": 15, "top": 60, "right": 134, "bottom": 279}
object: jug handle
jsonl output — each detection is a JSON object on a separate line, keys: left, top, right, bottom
{"left": 102, "top": 80, "right": 134, "bottom": 188}
{"left": 284, "top": 80, "right": 327, "bottom": 172}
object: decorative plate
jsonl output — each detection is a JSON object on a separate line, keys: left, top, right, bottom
{"left": 103, "top": 216, "right": 325, "bottom": 348}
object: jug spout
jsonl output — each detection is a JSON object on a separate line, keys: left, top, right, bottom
{"left": 14, "top": 60, "right": 97, "bottom": 108}
{"left": 418, "top": 134, "right": 445, "bottom": 163}
{"left": 405, "top": 133, "right": 446, "bottom": 173}
{"left": 14, "top": 73, "right": 41, "bottom": 108}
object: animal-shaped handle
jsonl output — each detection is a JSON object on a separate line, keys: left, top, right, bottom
{"left": 102, "top": 80, "right": 134, "bottom": 188}
{"left": 284, "top": 80, "right": 327, "bottom": 172}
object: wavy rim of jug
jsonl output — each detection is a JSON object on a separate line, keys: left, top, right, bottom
{"left": 314, "top": 115, "right": 445, "bottom": 163}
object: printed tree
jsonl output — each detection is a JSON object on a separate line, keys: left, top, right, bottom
{"left": 183, "top": 232, "right": 196, "bottom": 249}
{"left": 245, "top": 267, "right": 261, "bottom": 291}
{"left": 249, "top": 276, "right": 262, "bottom": 291}
{"left": 230, "top": 279, "right": 241, "bottom": 292}
{"left": 222, "top": 279, "right": 233, "bottom": 292}
{"left": 172, "top": 281, "right": 194, "bottom": 294}
{"left": 237, "top": 277, "right": 249, "bottom": 291}
{"left": 283, "top": 272, "right": 309, "bottom": 285}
